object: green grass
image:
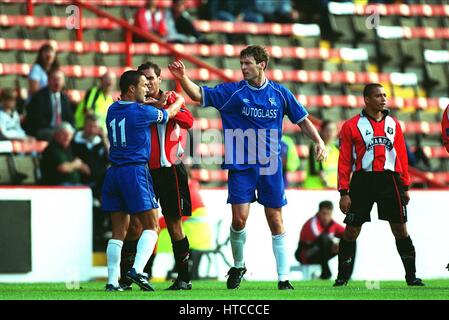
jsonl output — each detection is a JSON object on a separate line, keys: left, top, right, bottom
{"left": 1, "top": 279, "right": 449, "bottom": 300}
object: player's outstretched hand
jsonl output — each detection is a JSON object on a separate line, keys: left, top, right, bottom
{"left": 168, "top": 60, "right": 186, "bottom": 79}
{"left": 339, "top": 195, "right": 351, "bottom": 214}
{"left": 314, "top": 142, "right": 328, "bottom": 162}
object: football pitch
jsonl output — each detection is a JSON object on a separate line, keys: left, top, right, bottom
{"left": 1, "top": 279, "right": 449, "bottom": 300}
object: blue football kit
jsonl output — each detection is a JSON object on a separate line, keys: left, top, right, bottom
{"left": 102, "top": 100, "right": 168, "bottom": 214}
{"left": 201, "top": 79, "right": 308, "bottom": 207}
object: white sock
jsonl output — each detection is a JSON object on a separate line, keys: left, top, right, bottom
{"left": 132, "top": 230, "right": 158, "bottom": 274}
{"left": 106, "top": 239, "right": 123, "bottom": 287}
{"left": 272, "top": 232, "right": 289, "bottom": 282}
{"left": 230, "top": 226, "right": 246, "bottom": 268}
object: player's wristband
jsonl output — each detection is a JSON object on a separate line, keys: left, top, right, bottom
{"left": 339, "top": 190, "right": 349, "bottom": 196}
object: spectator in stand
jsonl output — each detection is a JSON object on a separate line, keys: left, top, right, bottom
{"left": 294, "top": 200, "right": 348, "bottom": 280}
{"left": 253, "top": 0, "right": 299, "bottom": 23}
{"left": 40, "top": 122, "right": 90, "bottom": 186}
{"left": 74, "top": 71, "right": 116, "bottom": 134}
{"left": 134, "top": 0, "right": 167, "bottom": 41}
{"left": 24, "top": 69, "right": 74, "bottom": 141}
{"left": 28, "top": 44, "right": 59, "bottom": 98}
{"left": 303, "top": 120, "right": 339, "bottom": 189}
{"left": 206, "top": 0, "right": 259, "bottom": 23}
{"left": 72, "top": 114, "right": 108, "bottom": 199}
{"left": 165, "top": 0, "right": 213, "bottom": 44}
{"left": 294, "top": 0, "right": 340, "bottom": 41}
{"left": 0, "top": 88, "right": 32, "bottom": 141}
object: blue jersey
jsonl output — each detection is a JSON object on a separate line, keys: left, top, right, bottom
{"left": 201, "top": 80, "right": 308, "bottom": 170}
{"left": 106, "top": 100, "right": 168, "bottom": 166}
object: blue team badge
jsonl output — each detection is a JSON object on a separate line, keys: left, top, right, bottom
{"left": 268, "top": 97, "right": 277, "bottom": 107}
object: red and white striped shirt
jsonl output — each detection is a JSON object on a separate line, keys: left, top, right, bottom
{"left": 441, "top": 105, "right": 449, "bottom": 153}
{"left": 338, "top": 110, "right": 410, "bottom": 192}
{"left": 149, "top": 91, "right": 194, "bottom": 169}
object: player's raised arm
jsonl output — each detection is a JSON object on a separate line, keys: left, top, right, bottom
{"left": 298, "top": 118, "right": 327, "bottom": 162}
{"left": 168, "top": 60, "right": 202, "bottom": 102}
{"left": 164, "top": 92, "right": 185, "bottom": 119}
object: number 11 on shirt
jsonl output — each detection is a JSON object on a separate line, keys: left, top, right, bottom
{"left": 109, "top": 118, "right": 127, "bottom": 147}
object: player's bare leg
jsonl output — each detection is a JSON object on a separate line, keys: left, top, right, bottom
{"left": 165, "top": 216, "right": 192, "bottom": 290}
{"left": 334, "top": 225, "right": 361, "bottom": 287}
{"left": 390, "top": 222, "right": 424, "bottom": 286}
{"left": 265, "top": 207, "right": 293, "bottom": 290}
{"left": 226, "top": 204, "right": 250, "bottom": 289}
{"left": 106, "top": 212, "right": 130, "bottom": 291}
{"left": 119, "top": 217, "right": 142, "bottom": 289}
{"left": 126, "top": 209, "right": 159, "bottom": 291}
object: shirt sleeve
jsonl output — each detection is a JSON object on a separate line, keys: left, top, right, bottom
{"left": 29, "top": 64, "right": 43, "bottom": 82}
{"left": 282, "top": 86, "right": 308, "bottom": 124}
{"left": 395, "top": 120, "right": 411, "bottom": 188}
{"left": 442, "top": 105, "right": 449, "bottom": 153}
{"left": 299, "top": 219, "right": 315, "bottom": 243}
{"left": 201, "top": 83, "right": 236, "bottom": 111}
{"left": 337, "top": 121, "right": 353, "bottom": 192}
{"left": 143, "top": 105, "right": 168, "bottom": 125}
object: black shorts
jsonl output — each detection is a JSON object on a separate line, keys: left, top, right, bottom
{"left": 344, "top": 171, "right": 407, "bottom": 226}
{"left": 150, "top": 163, "right": 192, "bottom": 218}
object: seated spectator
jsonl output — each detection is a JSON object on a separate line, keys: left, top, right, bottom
{"left": 28, "top": 44, "right": 59, "bottom": 98}
{"left": 294, "top": 0, "right": 336, "bottom": 41}
{"left": 0, "top": 88, "right": 31, "bottom": 141}
{"left": 165, "top": 0, "right": 213, "bottom": 44}
{"left": 303, "top": 120, "right": 339, "bottom": 189}
{"left": 207, "top": 0, "right": 259, "bottom": 22}
{"left": 74, "top": 71, "right": 116, "bottom": 133}
{"left": 40, "top": 122, "right": 90, "bottom": 185}
{"left": 294, "top": 201, "right": 349, "bottom": 280}
{"left": 24, "top": 69, "right": 74, "bottom": 141}
{"left": 72, "top": 114, "right": 108, "bottom": 194}
{"left": 134, "top": 0, "right": 167, "bottom": 41}
{"left": 253, "top": 0, "right": 299, "bottom": 23}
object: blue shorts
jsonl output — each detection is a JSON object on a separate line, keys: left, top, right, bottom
{"left": 102, "top": 164, "right": 159, "bottom": 214}
{"left": 226, "top": 163, "right": 287, "bottom": 208}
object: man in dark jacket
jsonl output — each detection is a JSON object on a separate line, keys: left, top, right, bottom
{"left": 25, "top": 69, "right": 74, "bottom": 141}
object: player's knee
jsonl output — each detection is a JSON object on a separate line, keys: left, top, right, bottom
{"left": 167, "top": 219, "right": 184, "bottom": 240}
{"left": 343, "top": 228, "right": 360, "bottom": 241}
{"left": 231, "top": 218, "right": 246, "bottom": 231}
{"left": 127, "top": 222, "right": 143, "bottom": 239}
{"left": 391, "top": 226, "right": 408, "bottom": 239}
{"left": 151, "top": 223, "right": 160, "bottom": 234}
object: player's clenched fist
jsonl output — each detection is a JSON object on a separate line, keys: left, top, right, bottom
{"left": 315, "top": 142, "right": 328, "bottom": 162}
{"left": 339, "top": 195, "right": 351, "bottom": 214}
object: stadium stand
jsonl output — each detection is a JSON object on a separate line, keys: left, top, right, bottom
{"left": 0, "top": 0, "right": 448, "bottom": 191}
